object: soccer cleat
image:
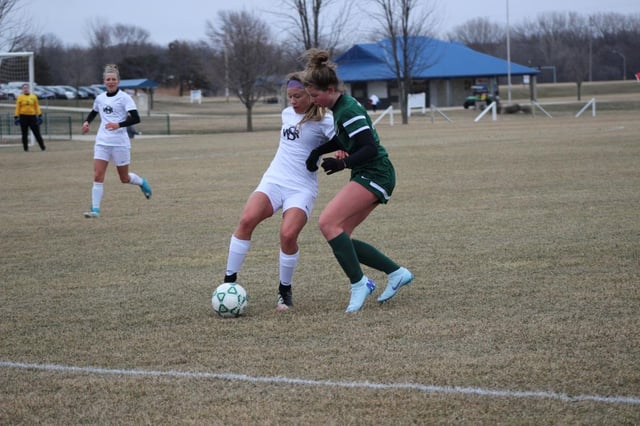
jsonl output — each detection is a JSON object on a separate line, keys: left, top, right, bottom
{"left": 377, "top": 267, "right": 414, "bottom": 303}
{"left": 276, "top": 283, "right": 293, "bottom": 311}
{"left": 223, "top": 273, "right": 237, "bottom": 283}
{"left": 83, "top": 207, "right": 100, "bottom": 218}
{"left": 345, "top": 277, "right": 376, "bottom": 313}
{"left": 140, "top": 178, "right": 152, "bottom": 199}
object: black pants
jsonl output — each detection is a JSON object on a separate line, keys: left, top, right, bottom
{"left": 20, "top": 115, "right": 46, "bottom": 151}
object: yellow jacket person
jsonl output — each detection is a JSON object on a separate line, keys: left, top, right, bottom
{"left": 14, "top": 83, "right": 46, "bottom": 151}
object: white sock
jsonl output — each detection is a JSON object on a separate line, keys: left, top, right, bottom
{"left": 226, "top": 235, "right": 251, "bottom": 276}
{"left": 91, "top": 182, "right": 104, "bottom": 210}
{"left": 128, "top": 172, "right": 142, "bottom": 186}
{"left": 279, "top": 250, "right": 299, "bottom": 286}
{"left": 352, "top": 275, "right": 368, "bottom": 287}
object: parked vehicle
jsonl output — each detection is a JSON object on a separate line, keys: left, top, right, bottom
{"left": 33, "top": 85, "right": 56, "bottom": 100}
{"left": 59, "top": 85, "right": 81, "bottom": 99}
{"left": 79, "top": 86, "right": 98, "bottom": 99}
{"left": 0, "top": 84, "right": 10, "bottom": 99}
{"left": 44, "top": 85, "right": 75, "bottom": 100}
{"left": 90, "top": 84, "right": 105, "bottom": 95}
{"left": 3, "top": 82, "right": 28, "bottom": 99}
{"left": 463, "top": 84, "right": 499, "bottom": 109}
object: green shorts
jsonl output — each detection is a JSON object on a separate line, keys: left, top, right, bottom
{"left": 350, "top": 157, "right": 396, "bottom": 204}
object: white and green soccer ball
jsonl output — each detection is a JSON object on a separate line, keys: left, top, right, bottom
{"left": 211, "top": 282, "right": 248, "bottom": 317}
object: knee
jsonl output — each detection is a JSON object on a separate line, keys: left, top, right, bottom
{"left": 236, "top": 215, "right": 257, "bottom": 238}
{"left": 317, "top": 216, "right": 332, "bottom": 238}
{"left": 280, "top": 228, "right": 299, "bottom": 249}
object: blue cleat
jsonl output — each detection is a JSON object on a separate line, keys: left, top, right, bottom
{"left": 345, "top": 277, "right": 376, "bottom": 313}
{"left": 377, "top": 267, "right": 413, "bottom": 303}
{"left": 140, "top": 178, "right": 152, "bottom": 199}
{"left": 83, "top": 207, "right": 100, "bottom": 218}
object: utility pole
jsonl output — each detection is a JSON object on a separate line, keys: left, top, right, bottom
{"left": 506, "top": 0, "right": 512, "bottom": 104}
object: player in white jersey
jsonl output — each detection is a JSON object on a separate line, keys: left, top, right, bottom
{"left": 222, "top": 72, "right": 335, "bottom": 311}
{"left": 81, "top": 64, "right": 152, "bottom": 218}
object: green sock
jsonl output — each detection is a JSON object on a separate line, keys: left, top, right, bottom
{"left": 327, "top": 232, "right": 363, "bottom": 283}
{"left": 352, "top": 239, "right": 399, "bottom": 274}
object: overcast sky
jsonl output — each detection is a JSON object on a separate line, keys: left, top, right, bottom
{"left": 25, "top": 0, "right": 638, "bottom": 47}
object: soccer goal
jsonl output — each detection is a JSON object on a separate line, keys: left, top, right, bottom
{"left": 0, "top": 52, "right": 34, "bottom": 145}
{"left": 0, "top": 51, "right": 34, "bottom": 88}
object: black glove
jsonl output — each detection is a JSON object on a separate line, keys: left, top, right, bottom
{"left": 14, "top": 116, "right": 19, "bottom": 125}
{"left": 37, "top": 115, "right": 43, "bottom": 125}
{"left": 321, "top": 157, "right": 346, "bottom": 175}
{"left": 306, "top": 149, "right": 320, "bottom": 172}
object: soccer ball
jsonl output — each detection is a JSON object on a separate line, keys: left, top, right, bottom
{"left": 211, "top": 282, "right": 248, "bottom": 317}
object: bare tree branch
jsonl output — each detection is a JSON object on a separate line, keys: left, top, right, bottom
{"left": 368, "top": 0, "right": 440, "bottom": 124}
{"left": 206, "top": 10, "right": 280, "bottom": 131}
{"left": 268, "top": 0, "right": 355, "bottom": 53}
{"left": 0, "top": 0, "right": 33, "bottom": 51}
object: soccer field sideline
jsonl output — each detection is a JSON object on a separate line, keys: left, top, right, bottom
{"left": 3, "top": 360, "right": 640, "bottom": 406}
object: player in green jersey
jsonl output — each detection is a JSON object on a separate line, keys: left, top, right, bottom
{"left": 303, "top": 49, "right": 413, "bottom": 313}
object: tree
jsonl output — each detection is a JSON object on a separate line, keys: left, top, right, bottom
{"left": 31, "top": 34, "right": 64, "bottom": 84}
{"left": 369, "top": 0, "right": 440, "bottom": 124}
{"left": 448, "top": 17, "right": 506, "bottom": 57}
{"left": 0, "top": 0, "right": 32, "bottom": 52}
{"left": 512, "top": 12, "right": 591, "bottom": 98}
{"left": 560, "top": 14, "right": 592, "bottom": 99}
{"left": 83, "top": 19, "right": 161, "bottom": 82}
{"left": 271, "top": 0, "right": 355, "bottom": 52}
{"left": 589, "top": 12, "right": 640, "bottom": 81}
{"left": 167, "top": 40, "right": 210, "bottom": 96}
{"left": 207, "top": 10, "right": 281, "bottom": 131}
{"left": 85, "top": 18, "right": 114, "bottom": 79}
{"left": 112, "top": 23, "right": 151, "bottom": 49}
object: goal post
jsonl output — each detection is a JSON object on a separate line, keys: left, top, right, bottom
{"left": 2, "top": 51, "right": 73, "bottom": 145}
{"left": 0, "top": 52, "right": 35, "bottom": 145}
{"left": 0, "top": 51, "right": 35, "bottom": 89}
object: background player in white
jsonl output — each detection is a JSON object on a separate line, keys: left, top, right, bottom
{"left": 81, "top": 64, "right": 152, "bottom": 218}
{"left": 222, "top": 72, "right": 335, "bottom": 311}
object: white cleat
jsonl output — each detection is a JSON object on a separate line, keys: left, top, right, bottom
{"left": 377, "top": 267, "right": 413, "bottom": 303}
{"left": 345, "top": 277, "right": 376, "bottom": 313}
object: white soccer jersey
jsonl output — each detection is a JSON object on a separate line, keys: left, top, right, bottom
{"left": 91, "top": 89, "right": 137, "bottom": 148}
{"left": 260, "top": 106, "right": 335, "bottom": 197}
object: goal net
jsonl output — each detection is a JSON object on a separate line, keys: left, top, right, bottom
{"left": 0, "top": 52, "right": 34, "bottom": 145}
{"left": 0, "top": 51, "right": 34, "bottom": 86}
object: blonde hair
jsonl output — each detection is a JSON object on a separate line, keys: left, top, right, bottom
{"left": 286, "top": 71, "right": 326, "bottom": 125}
{"left": 302, "top": 48, "right": 340, "bottom": 91}
{"left": 103, "top": 64, "right": 120, "bottom": 80}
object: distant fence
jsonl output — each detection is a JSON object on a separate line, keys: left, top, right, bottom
{"left": 0, "top": 112, "right": 73, "bottom": 143}
{"left": 0, "top": 97, "right": 293, "bottom": 137}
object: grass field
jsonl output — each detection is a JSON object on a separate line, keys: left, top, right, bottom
{"left": 1, "top": 102, "right": 639, "bottom": 423}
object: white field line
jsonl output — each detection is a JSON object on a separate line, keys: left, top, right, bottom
{"left": 2, "top": 360, "right": 640, "bottom": 406}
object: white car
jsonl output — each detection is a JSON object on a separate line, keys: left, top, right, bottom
{"left": 43, "top": 85, "right": 76, "bottom": 100}
{"left": 3, "top": 81, "right": 29, "bottom": 99}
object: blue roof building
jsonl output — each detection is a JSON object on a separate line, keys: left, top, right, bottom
{"left": 334, "top": 37, "right": 539, "bottom": 108}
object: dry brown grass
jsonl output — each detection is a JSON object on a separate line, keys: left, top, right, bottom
{"left": 1, "top": 106, "right": 639, "bottom": 424}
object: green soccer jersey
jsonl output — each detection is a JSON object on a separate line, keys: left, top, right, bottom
{"left": 331, "top": 93, "right": 389, "bottom": 173}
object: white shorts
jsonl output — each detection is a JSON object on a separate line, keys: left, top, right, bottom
{"left": 254, "top": 181, "right": 316, "bottom": 219}
{"left": 94, "top": 144, "right": 131, "bottom": 167}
